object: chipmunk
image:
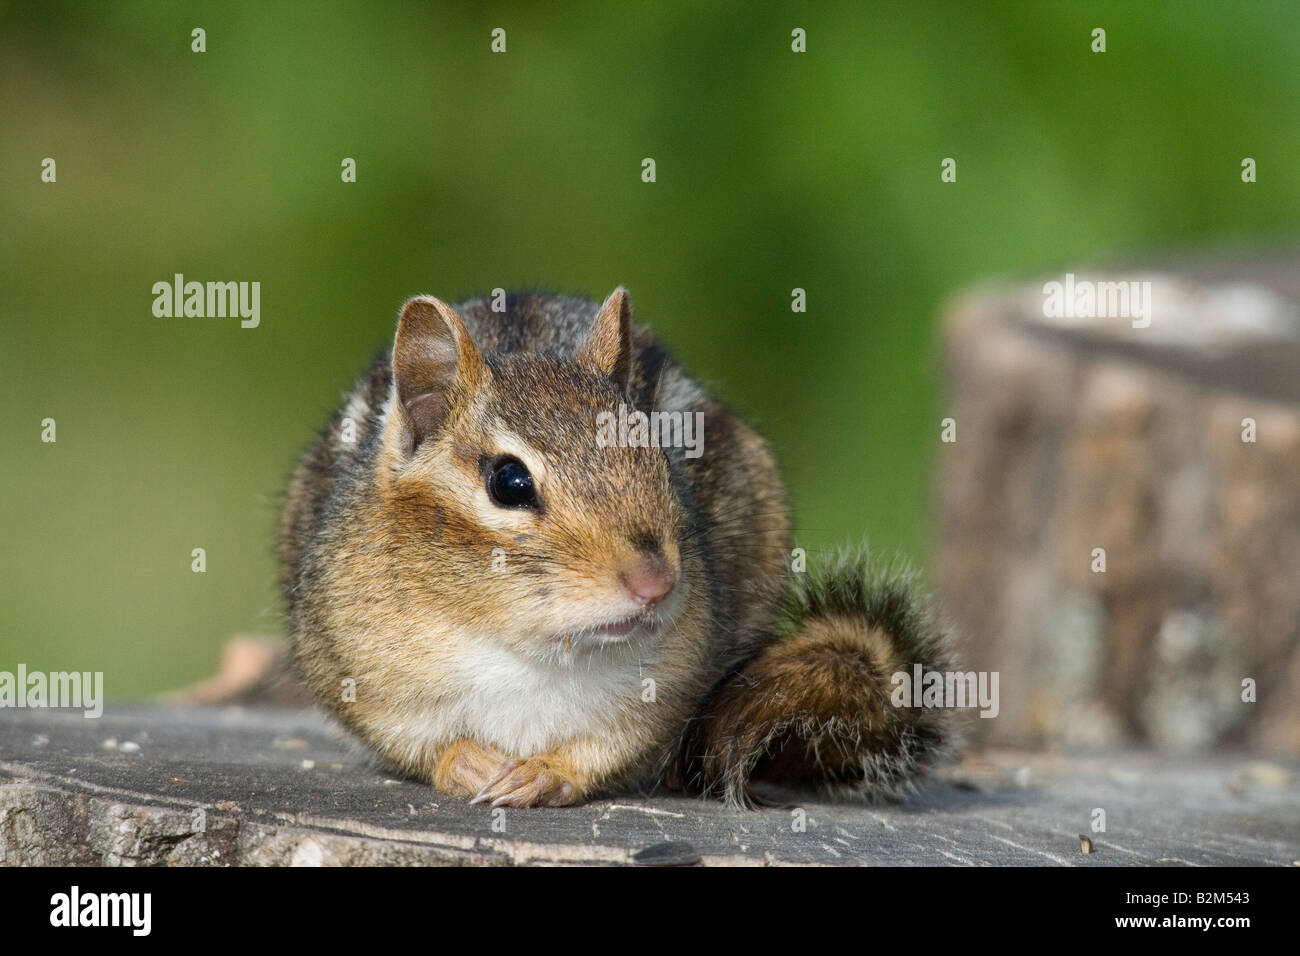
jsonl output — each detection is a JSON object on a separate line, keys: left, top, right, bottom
{"left": 280, "top": 288, "right": 957, "bottom": 808}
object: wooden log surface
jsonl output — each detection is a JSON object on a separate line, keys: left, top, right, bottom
{"left": 1, "top": 705, "right": 1296, "bottom": 866}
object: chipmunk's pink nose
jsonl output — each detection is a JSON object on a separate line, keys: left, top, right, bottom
{"left": 620, "top": 557, "right": 676, "bottom": 607}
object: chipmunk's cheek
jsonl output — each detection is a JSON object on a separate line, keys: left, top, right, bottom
{"left": 507, "top": 592, "right": 560, "bottom": 633}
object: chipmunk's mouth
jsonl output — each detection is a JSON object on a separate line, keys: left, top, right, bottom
{"left": 594, "top": 615, "right": 642, "bottom": 637}
{"left": 557, "top": 609, "right": 662, "bottom": 649}
{"left": 552, "top": 582, "right": 687, "bottom": 651}
{"left": 570, "top": 612, "right": 646, "bottom": 643}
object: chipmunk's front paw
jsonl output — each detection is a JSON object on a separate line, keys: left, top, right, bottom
{"left": 433, "top": 739, "right": 516, "bottom": 797}
{"left": 469, "top": 756, "right": 581, "bottom": 808}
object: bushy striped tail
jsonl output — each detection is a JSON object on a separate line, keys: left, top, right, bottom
{"left": 670, "top": 548, "right": 962, "bottom": 808}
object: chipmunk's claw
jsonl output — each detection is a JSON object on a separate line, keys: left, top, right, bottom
{"left": 434, "top": 740, "right": 516, "bottom": 798}
{"left": 471, "top": 756, "right": 580, "bottom": 808}
{"left": 470, "top": 760, "right": 521, "bottom": 804}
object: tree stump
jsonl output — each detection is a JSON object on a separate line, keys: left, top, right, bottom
{"left": 937, "top": 251, "right": 1300, "bottom": 755}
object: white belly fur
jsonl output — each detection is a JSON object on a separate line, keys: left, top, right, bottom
{"left": 387, "top": 632, "right": 658, "bottom": 758}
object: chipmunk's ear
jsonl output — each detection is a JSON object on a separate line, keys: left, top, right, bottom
{"left": 389, "top": 295, "right": 487, "bottom": 454}
{"left": 577, "top": 286, "right": 632, "bottom": 392}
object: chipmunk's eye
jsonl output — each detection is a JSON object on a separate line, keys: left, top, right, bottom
{"left": 487, "top": 457, "right": 538, "bottom": 509}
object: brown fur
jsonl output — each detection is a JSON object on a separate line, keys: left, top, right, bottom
{"left": 281, "top": 288, "right": 954, "bottom": 808}
{"left": 670, "top": 613, "right": 955, "bottom": 806}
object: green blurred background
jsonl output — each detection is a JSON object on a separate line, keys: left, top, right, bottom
{"left": 3, "top": 1, "right": 1297, "bottom": 696}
